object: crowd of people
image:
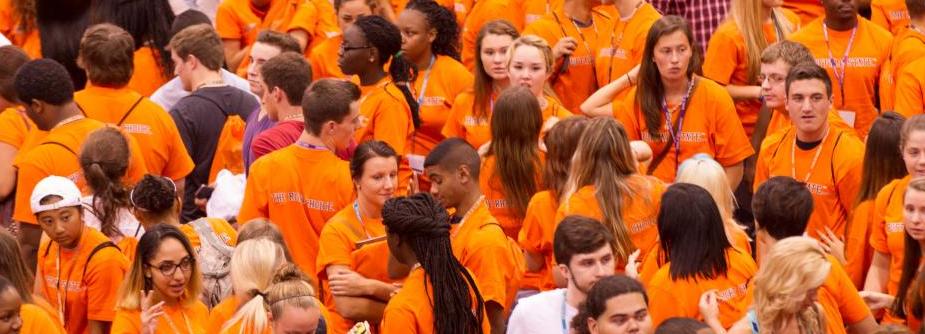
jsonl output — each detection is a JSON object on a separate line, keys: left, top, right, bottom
{"left": 1, "top": 0, "right": 925, "bottom": 333}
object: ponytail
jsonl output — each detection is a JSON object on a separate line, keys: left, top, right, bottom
{"left": 389, "top": 52, "right": 422, "bottom": 129}
{"left": 220, "top": 239, "right": 286, "bottom": 334}
{"left": 79, "top": 127, "right": 131, "bottom": 238}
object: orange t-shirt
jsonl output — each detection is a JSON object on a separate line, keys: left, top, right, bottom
{"left": 316, "top": 204, "right": 394, "bottom": 334}
{"left": 882, "top": 29, "right": 925, "bottom": 112}
{"left": 522, "top": 0, "right": 564, "bottom": 24}
{"left": 238, "top": 145, "right": 355, "bottom": 285}
{"left": 703, "top": 9, "right": 800, "bottom": 137}
{"left": 74, "top": 84, "right": 194, "bottom": 181}
{"left": 309, "top": 35, "right": 347, "bottom": 80}
{"left": 783, "top": 0, "right": 824, "bottom": 25}
{"left": 647, "top": 248, "right": 757, "bottom": 328}
{"left": 356, "top": 78, "right": 413, "bottom": 156}
{"left": 766, "top": 107, "right": 856, "bottom": 138}
{"left": 639, "top": 227, "right": 751, "bottom": 286}
{"left": 126, "top": 46, "right": 170, "bottom": 97}
{"left": 789, "top": 17, "right": 893, "bottom": 137}
{"left": 0, "top": 107, "right": 39, "bottom": 149}
{"left": 459, "top": 0, "right": 524, "bottom": 69}
{"left": 612, "top": 77, "right": 754, "bottom": 183}
{"left": 524, "top": 8, "right": 612, "bottom": 111}
{"left": 479, "top": 155, "right": 543, "bottom": 238}
{"left": 556, "top": 177, "right": 665, "bottom": 265}
{"left": 380, "top": 267, "right": 491, "bottom": 334}
{"left": 36, "top": 227, "right": 130, "bottom": 334}
{"left": 12, "top": 118, "right": 148, "bottom": 224}
{"left": 894, "top": 57, "right": 925, "bottom": 117}
{"left": 442, "top": 91, "right": 492, "bottom": 149}
{"left": 407, "top": 56, "right": 473, "bottom": 163}
{"left": 871, "top": 0, "right": 910, "bottom": 35}
{"left": 517, "top": 190, "right": 559, "bottom": 291}
{"left": 592, "top": 3, "right": 661, "bottom": 88}
{"left": 19, "top": 303, "right": 66, "bottom": 334}
{"left": 845, "top": 199, "right": 875, "bottom": 289}
{"left": 111, "top": 300, "right": 209, "bottom": 334}
{"left": 753, "top": 127, "right": 864, "bottom": 240}
{"left": 871, "top": 175, "right": 911, "bottom": 301}
{"left": 820, "top": 255, "right": 874, "bottom": 330}
{"left": 207, "top": 296, "right": 238, "bottom": 334}
{"left": 451, "top": 201, "right": 525, "bottom": 313}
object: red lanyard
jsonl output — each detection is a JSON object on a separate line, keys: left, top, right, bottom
{"left": 822, "top": 23, "right": 857, "bottom": 107}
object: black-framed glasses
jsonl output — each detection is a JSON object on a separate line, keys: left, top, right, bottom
{"left": 340, "top": 44, "right": 372, "bottom": 52}
{"left": 148, "top": 256, "right": 194, "bottom": 276}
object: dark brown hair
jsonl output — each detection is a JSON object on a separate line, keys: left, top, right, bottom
{"left": 260, "top": 52, "right": 312, "bottom": 106}
{"left": 80, "top": 127, "right": 131, "bottom": 238}
{"left": 168, "top": 24, "right": 224, "bottom": 71}
{"left": 553, "top": 215, "right": 614, "bottom": 266}
{"left": 255, "top": 30, "right": 302, "bottom": 54}
{"left": 350, "top": 140, "right": 400, "bottom": 182}
{"left": 301, "top": 79, "right": 361, "bottom": 135}
{"left": 543, "top": 116, "right": 590, "bottom": 202}
{"left": 760, "top": 40, "right": 814, "bottom": 67}
{"left": 472, "top": 20, "right": 519, "bottom": 121}
{"left": 857, "top": 112, "right": 907, "bottom": 204}
{"left": 79, "top": 23, "right": 135, "bottom": 87}
{"left": 785, "top": 61, "right": 832, "bottom": 97}
{"left": 0, "top": 46, "right": 30, "bottom": 103}
{"left": 636, "top": 15, "right": 703, "bottom": 139}
{"left": 487, "top": 86, "right": 542, "bottom": 219}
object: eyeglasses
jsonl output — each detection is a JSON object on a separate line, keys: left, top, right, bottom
{"left": 148, "top": 256, "right": 194, "bottom": 277}
{"left": 340, "top": 44, "right": 372, "bottom": 52}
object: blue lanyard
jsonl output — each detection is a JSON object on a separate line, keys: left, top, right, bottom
{"left": 662, "top": 78, "right": 695, "bottom": 162}
{"left": 561, "top": 289, "right": 568, "bottom": 334}
{"left": 352, "top": 201, "right": 372, "bottom": 239}
{"left": 416, "top": 55, "right": 436, "bottom": 106}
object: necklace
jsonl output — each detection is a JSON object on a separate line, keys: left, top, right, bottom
{"left": 451, "top": 196, "right": 485, "bottom": 238}
{"left": 352, "top": 201, "right": 374, "bottom": 239}
{"left": 281, "top": 113, "right": 303, "bottom": 121}
{"left": 790, "top": 128, "right": 830, "bottom": 183}
{"left": 195, "top": 79, "right": 226, "bottom": 90}
{"left": 52, "top": 114, "right": 85, "bottom": 130}
{"left": 163, "top": 307, "right": 194, "bottom": 334}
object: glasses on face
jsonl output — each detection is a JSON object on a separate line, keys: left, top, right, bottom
{"left": 758, "top": 73, "right": 786, "bottom": 85}
{"left": 148, "top": 256, "right": 194, "bottom": 277}
{"left": 340, "top": 44, "right": 372, "bottom": 52}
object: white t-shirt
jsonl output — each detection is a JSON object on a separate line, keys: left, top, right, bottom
{"left": 507, "top": 289, "right": 578, "bottom": 334}
{"left": 0, "top": 32, "right": 10, "bottom": 47}
{"left": 82, "top": 196, "right": 144, "bottom": 240}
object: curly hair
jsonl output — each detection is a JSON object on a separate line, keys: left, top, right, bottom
{"left": 404, "top": 0, "right": 460, "bottom": 60}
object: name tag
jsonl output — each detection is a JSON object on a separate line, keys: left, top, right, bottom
{"left": 837, "top": 110, "right": 856, "bottom": 128}
{"left": 407, "top": 154, "right": 425, "bottom": 173}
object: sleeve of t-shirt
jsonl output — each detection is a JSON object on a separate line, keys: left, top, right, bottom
{"left": 834, "top": 135, "right": 864, "bottom": 227}
{"left": 214, "top": 2, "right": 242, "bottom": 40}
{"left": 702, "top": 28, "right": 738, "bottom": 85}
{"left": 466, "top": 234, "right": 518, "bottom": 307}
{"left": 237, "top": 162, "right": 270, "bottom": 223}
{"left": 612, "top": 100, "right": 640, "bottom": 141}
{"left": 372, "top": 98, "right": 411, "bottom": 156}
{"left": 286, "top": 2, "right": 319, "bottom": 40}
{"left": 870, "top": 4, "right": 890, "bottom": 32}
{"left": 85, "top": 248, "right": 129, "bottom": 321}
{"left": 316, "top": 224, "right": 355, "bottom": 279}
{"left": 870, "top": 183, "right": 895, "bottom": 253}
{"left": 250, "top": 131, "right": 277, "bottom": 163}
{"left": 12, "top": 156, "right": 46, "bottom": 224}
{"left": 752, "top": 136, "right": 775, "bottom": 193}
{"left": 123, "top": 130, "right": 150, "bottom": 185}
{"left": 441, "top": 94, "right": 468, "bottom": 139}
{"left": 518, "top": 193, "right": 550, "bottom": 255}
{"left": 894, "top": 66, "right": 924, "bottom": 118}
{"left": 710, "top": 89, "right": 755, "bottom": 166}
{"left": 827, "top": 257, "right": 873, "bottom": 324}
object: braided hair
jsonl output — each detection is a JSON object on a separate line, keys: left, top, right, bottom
{"left": 382, "top": 193, "right": 485, "bottom": 334}
{"left": 79, "top": 127, "right": 131, "bottom": 238}
{"left": 353, "top": 15, "right": 422, "bottom": 129}
{"left": 404, "top": 0, "right": 460, "bottom": 60}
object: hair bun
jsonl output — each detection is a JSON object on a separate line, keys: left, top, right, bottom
{"left": 271, "top": 263, "right": 310, "bottom": 284}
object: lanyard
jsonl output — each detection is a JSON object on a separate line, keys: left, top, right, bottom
{"left": 451, "top": 196, "right": 485, "bottom": 238}
{"left": 561, "top": 289, "right": 568, "bottom": 334}
{"left": 606, "top": 0, "right": 643, "bottom": 83}
{"left": 662, "top": 78, "right": 696, "bottom": 162}
{"left": 791, "top": 128, "right": 830, "bottom": 183}
{"left": 352, "top": 201, "right": 373, "bottom": 239}
{"left": 551, "top": 11, "right": 599, "bottom": 57}
{"left": 53, "top": 246, "right": 79, "bottom": 328}
{"left": 416, "top": 55, "right": 436, "bottom": 106}
{"left": 822, "top": 23, "right": 857, "bottom": 107}
{"left": 163, "top": 308, "right": 194, "bottom": 334}
{"left": 296, "top": 140, "right": 329, "bottom": 151}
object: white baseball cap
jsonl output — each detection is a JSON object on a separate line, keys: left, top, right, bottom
{"left": 30, "top": 175, "right": 82, "bottom": 214}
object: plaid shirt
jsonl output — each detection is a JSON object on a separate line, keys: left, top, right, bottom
{"left": 651, "top": 0, "right": 731, "bottom": 52}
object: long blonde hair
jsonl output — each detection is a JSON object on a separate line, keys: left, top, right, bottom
{"left": 562, "top": 118, "right": 643, "bottom": 262}
{"left": 676, "top": 155, "right": 750, "bottom": 246}
{"left": 220, "top": 239, "right": 287, "bottom": 334}
{"left": 728, "top": 0, "right": 795, "bottom": 82}
{"left": 753, "top": 237, "right": 829, "bottom": 334}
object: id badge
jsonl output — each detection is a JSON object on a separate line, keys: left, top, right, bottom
{"left": 837, "top": 110, "right": 856, "bottom": 128}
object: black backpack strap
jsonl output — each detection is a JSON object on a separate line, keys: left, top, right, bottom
{"left": 188, "top": 92, "right": 230, "bottom": 117}
{"left": 81, "top": 241, "right": 120, "bottom": 279}
{"left": 40, "top": 141, "right": 77, "bottom": 156}
{"left": 769, "top": 128, "right": 792, "bottom": 160}
{"left": 116, "top": 96, "right": 146, "bottom": 126}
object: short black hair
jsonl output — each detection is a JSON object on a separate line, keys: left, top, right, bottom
{"left": 752, "top": 176, "right": 814, "bottom": 240}
{"left": 553, "top": 215, "right": 615, "bottom": 266}
{"left": 170, "top": 10, "right": 211, "bottom": 38}
{"left": 424, "top": 138, "right": 481, "bottom": 179}
{"left": 15, "top": 59, "right": 74, "bottom": 105}
{"left": 655, "top": 318, "right": 711, "bottom": 334}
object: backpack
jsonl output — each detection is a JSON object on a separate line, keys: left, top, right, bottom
{"left": 187, "top": 93, "right": 247, "bottom": 184}
{"left": 190, "top": 218, "right": 234, "bottom": 308}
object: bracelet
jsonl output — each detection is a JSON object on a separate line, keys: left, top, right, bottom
{"left": 626, "top": 73, "right": 635, "bottom": 85}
